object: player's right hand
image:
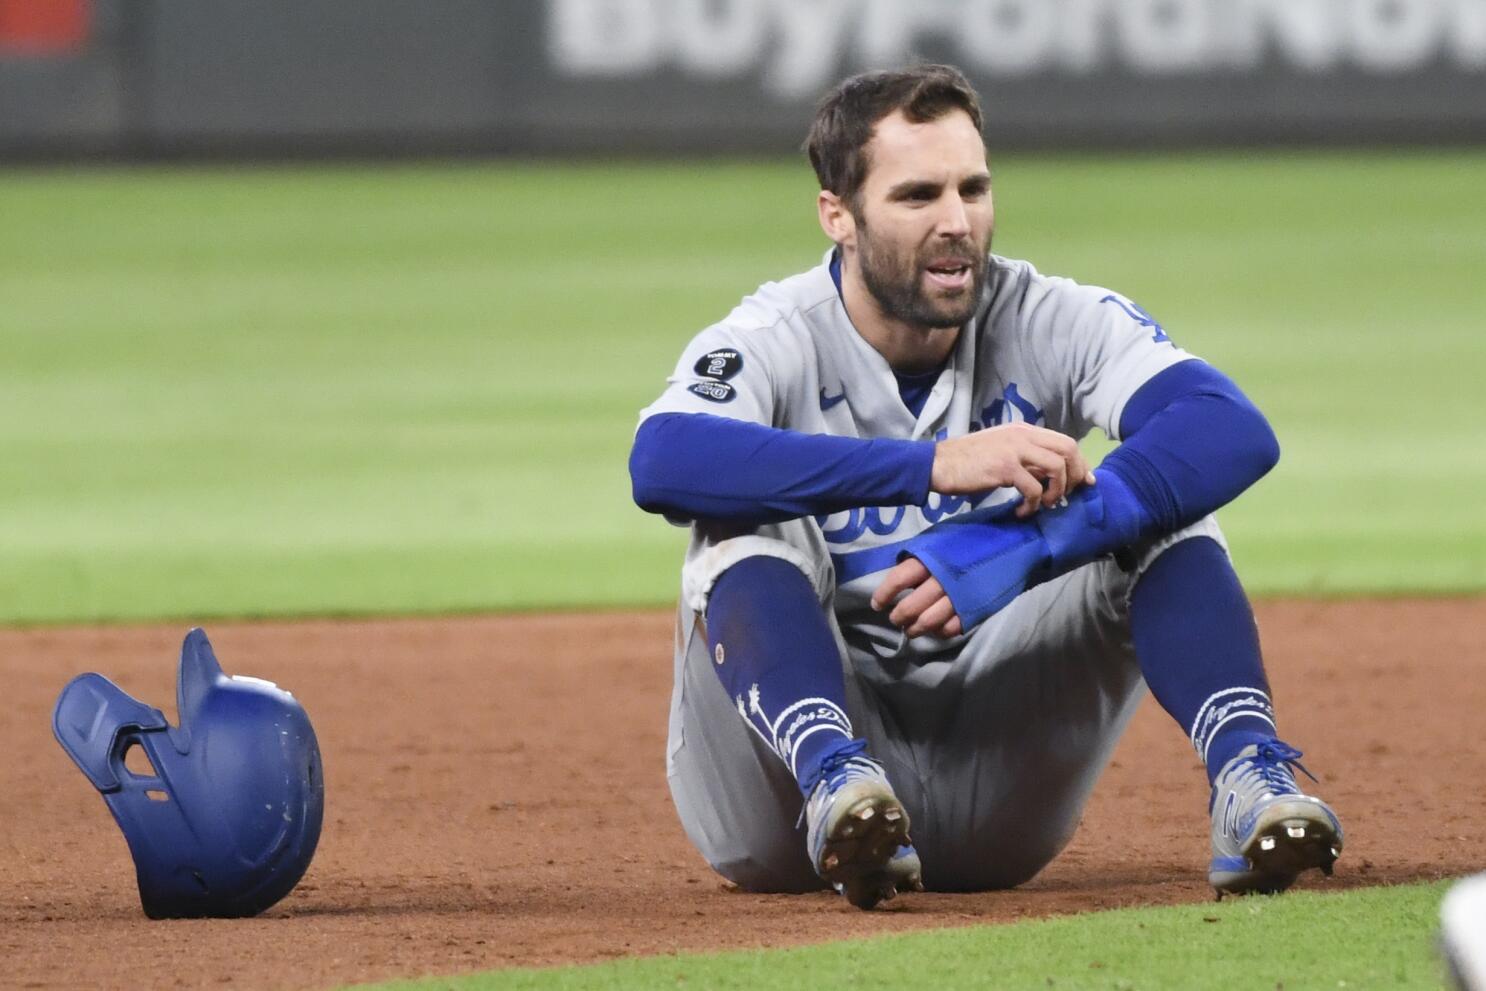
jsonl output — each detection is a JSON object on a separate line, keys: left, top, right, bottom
{"left": 929, "top": 423, "right": 1093, "bottom": 516}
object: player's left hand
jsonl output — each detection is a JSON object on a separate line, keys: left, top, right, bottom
{"left": 871, "top": 557, "right": 962, "bottom": 640}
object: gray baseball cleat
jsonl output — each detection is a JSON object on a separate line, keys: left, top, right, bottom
{"left": 1208, "top": 739, "right": 1343, "bottom": 898}
{"left": 803, "top": 741, "right": 923, "bottom": 909}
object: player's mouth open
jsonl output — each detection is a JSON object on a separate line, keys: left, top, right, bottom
{"left": 924, "top": 263, "right": 972, "bottom": 291}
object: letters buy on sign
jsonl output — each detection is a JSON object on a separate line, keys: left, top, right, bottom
{"left": 548, "top": 0, "right": 1486, "bottom": 98}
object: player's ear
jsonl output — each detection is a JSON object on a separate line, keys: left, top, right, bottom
{"left": 817, "top": 190, "right": 855, "bottom": 247}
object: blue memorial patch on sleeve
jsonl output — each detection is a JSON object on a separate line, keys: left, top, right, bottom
{"left": 687, "top": 380, "right": 736, "bottom": 403}
{"left": 694, "top": 349, "right": 744, "bottom": 381}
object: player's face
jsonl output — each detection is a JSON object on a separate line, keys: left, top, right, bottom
{"left": 850, "top": 109, "right": 994, "bottom": 330}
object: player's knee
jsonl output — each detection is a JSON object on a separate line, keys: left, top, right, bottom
{"left": 681, "top": 535, "right": 829, "bottom": 615}
{"left": 710, "top": 555, "right": 816, "bottom": 608}
{"left": 679, "top": 797, "right": 821, "bottom": 892}
{"left": 1126, "top": 517, "right": 1228, "bottom": 581}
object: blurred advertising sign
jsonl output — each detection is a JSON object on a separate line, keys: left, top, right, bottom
{"left": 4, "top": 0, "right": 1486, "bottom": 156}
{"left": 533, "top": 0, "right": 1486, "bottom": 148}
{"left": 548, "top": 0, "right": 1486, "bottom": 99}
{"left": 0, "top": 0, "right": 89, "bottom": 55}
{"left": 0, "top": 0, "right": 119, "bottom": 152}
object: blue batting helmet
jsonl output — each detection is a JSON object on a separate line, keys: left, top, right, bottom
{"left": 53, "top": 628, "right": 324, "bottom": 919}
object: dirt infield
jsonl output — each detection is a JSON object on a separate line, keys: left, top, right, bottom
{"left": 4, "top": 598, "right": 1483, "bottom": 990}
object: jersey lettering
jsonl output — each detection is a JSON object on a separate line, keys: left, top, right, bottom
{"left": 818, "top": 505, "right": 906, "bottom": 544}
{"left": 921, "top": 491, "right": 971, "bottom": 524}
{"left": 1100, "top": 294, "right": 1171, "bottom": 343}
{"left": 981, "top": 383, "right": 1044, "bottom": 427}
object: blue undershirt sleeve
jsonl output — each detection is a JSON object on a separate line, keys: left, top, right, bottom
{"left": 629, "top": 412, "right": 936, "bottom": 525}
{"left": 1099, "top": 360, "right": 1280, "bottom": 531}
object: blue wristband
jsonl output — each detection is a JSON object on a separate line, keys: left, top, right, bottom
{"left": 1037, "top": 469, "right": 1147, "bottom": 572}
{"left": 901, "top": 469, "right": 1152, "bottom": 629}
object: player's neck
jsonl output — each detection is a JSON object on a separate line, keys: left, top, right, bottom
{"left": 840, "top": 267, "right": 959, "bottom": 374}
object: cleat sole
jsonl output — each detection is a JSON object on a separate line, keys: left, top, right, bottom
{"left": 1210, "top": 801, "right": 1343, "bottom": 897}
{"left": 815, "top": 792, "right": 915, "bottom": 910}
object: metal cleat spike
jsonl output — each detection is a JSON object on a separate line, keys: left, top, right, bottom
{"left": 823, "top": 852, "right": 839, "bottom": 871}
{"left": 883, "top": 808, "right": 902, "bottom": 822}
{"left": 1287, "top": 825, "right": 1307, "bottom": 839}
{"left": 855, "top": 806, "right": 875, "bottom": 821}
{"left": 1260, "top": 836, "right": 1277, "bottom": 852}
{"left": 1331, "top": 846, "right": 1340, "bottom": 859}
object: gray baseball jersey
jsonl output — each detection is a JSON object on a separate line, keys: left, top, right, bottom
{"left": 639, "top": 249, "right": 1196, "bottom": 659}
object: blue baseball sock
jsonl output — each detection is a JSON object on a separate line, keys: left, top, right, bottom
{"left": 1129, "top": 536, "right": 1279, "bottom": 785}
{"left": 705, "top": 555, "right": 859, "bottom": 795}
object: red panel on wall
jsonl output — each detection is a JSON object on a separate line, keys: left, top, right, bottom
{"left": 0, "top": 0, "right": 90, "bottom": 54}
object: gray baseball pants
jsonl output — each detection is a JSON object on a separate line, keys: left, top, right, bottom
{"left": 665, "top": 514, "right": 1224, "bottom": 892}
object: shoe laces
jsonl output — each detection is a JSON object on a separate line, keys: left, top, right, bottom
{"left": 798, "top": 738, "right": 879, "bottom": 827}
{"left": 1234, "top": 740, "right": 1319, "bottom": 795}
{"left": 801, "top": 738, "right": 876, "bottom": 796}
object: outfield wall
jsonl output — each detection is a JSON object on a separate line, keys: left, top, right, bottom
{"left": 3, "top": 0, "right": 1485, "bottom": 158}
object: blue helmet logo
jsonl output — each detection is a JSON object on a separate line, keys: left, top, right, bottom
{"left": 52, "top": 628, "right": 324, "bottom": 919}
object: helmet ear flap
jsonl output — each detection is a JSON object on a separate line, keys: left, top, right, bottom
{"left": 53, "top": 673, "right": 169, "bottom": 793}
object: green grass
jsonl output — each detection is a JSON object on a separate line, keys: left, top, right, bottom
{"left": 3, "top": 152, "right": 1484, "bottom": 623}
{"left": 5, "top": 160, "right": 1472, "bottom": 987}
{"left": 352, "top": 880, "right": 1455, "bottom": 991}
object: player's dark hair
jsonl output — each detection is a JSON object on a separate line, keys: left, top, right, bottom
{"left": 805, "top": 64, "right": 984, "bottom": 212}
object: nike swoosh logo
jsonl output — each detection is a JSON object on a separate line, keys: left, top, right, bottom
{"left": 819, "top": 388, "right": 848, "bottom": 411}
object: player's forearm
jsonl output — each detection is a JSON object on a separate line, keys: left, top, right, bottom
{"left": 900, "top": 361, "right": 1279, "bottom": 629}
{"left": 629, "top": 412, "right": 934, "bottom": 524}
{"left": 1101, "top": 360, "right": 1280, "bottom": 531}
{"left": 901, "top": 470, "right": 1145, "bottom": 624}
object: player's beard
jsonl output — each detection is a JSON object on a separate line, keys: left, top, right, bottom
{"left": 856, "top": 223, "right": 990, "bottom": 330}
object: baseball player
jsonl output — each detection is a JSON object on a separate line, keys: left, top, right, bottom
{"left": 629, "top": 64, "right": 1342, "bottom": 908}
